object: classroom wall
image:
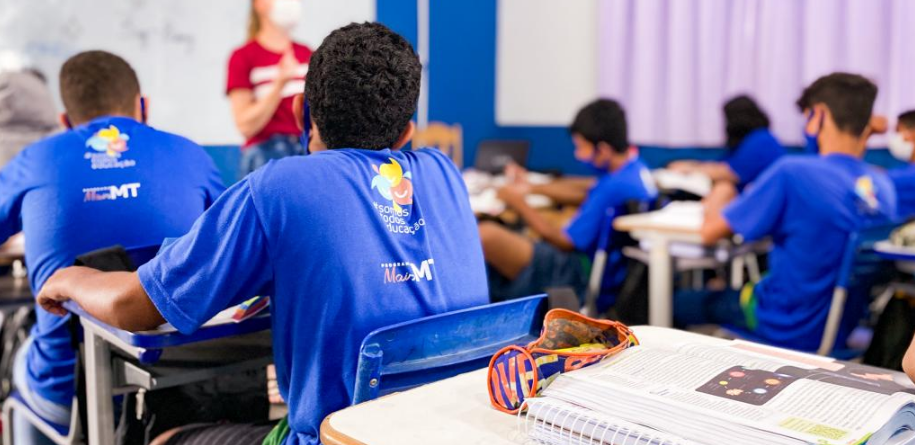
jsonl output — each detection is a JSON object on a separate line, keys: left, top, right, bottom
{"left": 375, "top": 1, "right": 906, "bottom": 176}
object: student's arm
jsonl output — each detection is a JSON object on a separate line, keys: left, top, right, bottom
{"left": 529, "top": 178, "right": 595, "bottom": 206}
{"left": 700, "top": 182, "right": 739, "bottom": 245}
{"left": 38, "top": 268, "right": 163, "bottom": 331}
{"left": 498, "top": 184, "right": 575, "bottom": 251}
{"left": 695, "top": 162, "right": 739, "bottom": 183}
{"left": 39, "top": 179, "right": 274, "bottom": 334}
{"left": 703, "top": 163, "right": 788, "bottom": 246}
{"left": 228, "top": 50, "right": 299, "bottom": 140}
{"left": 903, "top": 333, "right": 915, "bottom": 384}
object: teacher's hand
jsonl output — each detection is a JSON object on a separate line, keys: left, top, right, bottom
{"left": 278, "top": 50, "right": 299, "bottom": 82}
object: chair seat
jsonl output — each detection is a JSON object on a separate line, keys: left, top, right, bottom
{"left": 7, "top": 390, "right": 71, "bottom": 437}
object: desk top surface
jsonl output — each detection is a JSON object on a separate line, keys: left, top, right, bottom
{"left": 875, "top": 240, "right": 915, "bottom": 261}
{"left": 321, "top": 327, "right": 732, "bottom": 445}
{"left": 64, "top": 301, "right": 271, "bottom": 349}
{"left": 614, "top": 201, "right": 704, "bottom": 237}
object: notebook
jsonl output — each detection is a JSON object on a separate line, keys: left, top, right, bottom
{"left": 520, "top": 327, "right": 915, "bottom": 445}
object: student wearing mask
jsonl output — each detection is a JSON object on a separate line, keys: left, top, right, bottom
{"left": 669, "top": 95, "right": 785, "bottom": 190}
{"left": 479, "top": 99, "right": 658, "bottom": 311}
{"left": 228, "top": 0, "right": 311, "bottom": 177}
{"left": 0, "top": 50, "right": 224, "bottom": 444}
{"left": 886, "top": 110, "right": 915, "bottom": 218}
{"left": 677, "top": 73, "right": 898, "bottom": 353}
{"left": 37, "top": 23, "right": 487, "bottom": 445}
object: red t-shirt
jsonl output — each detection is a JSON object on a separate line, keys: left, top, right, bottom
{"left": 226, "top": 41, "right": 312, "bottom": 147}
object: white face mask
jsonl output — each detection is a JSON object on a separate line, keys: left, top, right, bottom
{"left": 888, "top": 133, "right": 915, "bottom": 162}
{"left": 270, "top": 0, "right": 302, "bottom": 31}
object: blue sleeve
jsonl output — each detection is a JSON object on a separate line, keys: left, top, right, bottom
{"left": 722, "top": 163, "right": 788, "bottom": 241}
{"left": 0, "top": 150, "right": 37, "bottom": 241}
{"left": 201, "top": 156, "right": 227, "bottom": 208}
{"left": 564, "top": 181, "right": 623, "bottom": 252}
{"left": 137, "top": 178, "right": 273, "bottom": 334}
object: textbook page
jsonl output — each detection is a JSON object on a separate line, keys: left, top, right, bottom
{"left": 541, "top": 344, "right": 915, "bottom": 445}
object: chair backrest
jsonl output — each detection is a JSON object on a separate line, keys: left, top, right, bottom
{"left": 412, "top": 122, "right": 463, "bottom": 168}
{"left": 351, "top": 294, "right": 548, "bottom": 405}
{"left": 582, "top": 200, "right": 652, "bottom": 316}
{"left": 817, "top": 222, "right": 898, "bottom": 356}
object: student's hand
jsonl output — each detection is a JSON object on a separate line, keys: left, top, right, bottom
{"left": 504, "top": 162, "right": 529, "bottom": 185}
{"left": 278, "top": 50, "right": 299, "bottom": 82}
{"left": 37, "top": 267, "right": 94, "bottom": 316}
{"left": 497, "top": 183, "right": 530, "bottom": 208}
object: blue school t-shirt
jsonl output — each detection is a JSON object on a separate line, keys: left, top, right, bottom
{"left": 723, "top": 154, "right": 897, "bottom": 351}
{"left": 887, "top": 165, "right": 915, "bottom": 219}
{"left": 725, "top": 128, "right": 786, "bottom": 188}
{"left": 564, "top": 157, "right": 658, "bottom": 307}
{"left": 0, "top": 116, "right": 224, "bottom": 406}
{"left": 137, "top": 148, "right": 488, "bottom": 445}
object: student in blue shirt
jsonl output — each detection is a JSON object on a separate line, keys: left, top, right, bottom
{"left": 0, "top": 50, "right": 224, "bottom": 444}
{"left": 37, "top": 23, "right": 488, "bottom": 445}
{"left": 886, "top": 110, "right": 915, "bottom": 218}
{"left": 669, "top": 95, "right": 785, "bottom": 190}
{"left": 479, "top": 99, "right": 658, "bottom": 312}
{"left": 679, "top": 73, "right": 898, "bottom": 352}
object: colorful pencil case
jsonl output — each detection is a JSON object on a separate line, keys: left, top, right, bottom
{"left": 487, "top": 309, "right": 638, "bottom": 414}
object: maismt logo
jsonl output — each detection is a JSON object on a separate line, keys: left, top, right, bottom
{"left": 381, "top": 259, "right": 435, "bottom": 284}
{"left": 86, "top": 125, "right": 129, "bottom": 158}
{"left": 83, "top": 183, "right": 141, "bottom": 202}
{"left": 371, "top": 158, "right": 414, "bottom": 214}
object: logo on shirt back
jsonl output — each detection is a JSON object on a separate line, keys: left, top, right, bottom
{"left": 371, "top": 158, "right": 426, "bottom": 235}
{"left": 83, "top": 182, "right": 141, "bottom": 202}
{"left": 85, "top": 125, "right": 136, "bottom": 170}
{"left": 381, "top": 259, "right": 435, "bottom": 284}
{"left": 855, "top": 176, "right": 879, "bottom": 212}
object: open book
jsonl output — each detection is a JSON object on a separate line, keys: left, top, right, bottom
{"left": 521, "top": 327, "right": 915, "bottom": 445}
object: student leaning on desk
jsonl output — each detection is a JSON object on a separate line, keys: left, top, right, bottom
{"left": 479, "top": 99, "right": 658, "bottom": 310}
{"left": 678, "top": 72, "right": 898, "bottom": 353}
{"left": 37, "top": 23, "right": 488, "bottom": 445}
{"left": 0, "top": 51, "right": 225, "bottom": 445}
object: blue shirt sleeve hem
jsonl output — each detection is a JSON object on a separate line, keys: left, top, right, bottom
{"left": 137, "top": 263, "right": 200, "bottom": 335}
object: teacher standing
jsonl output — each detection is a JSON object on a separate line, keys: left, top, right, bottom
{"left": 227, "top": 0, "right": 311, "bottom": 177}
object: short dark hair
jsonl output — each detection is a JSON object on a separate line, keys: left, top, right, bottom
{"left": 898, "top": 110, "right": 915, "bottom": 130}
{"left": 723, "top": 95, "right": 769, "bottom": 149}
{"left": 59, "top": 51, "right": 140, "bottom": 123}
{"left": 305, "top": 23, "right": 421, "bottom": 150}
{"left": 795, "top": 72, "right": 878, "bottom": 136}
{"left": 569, "top": 99, "right": 628, "bottom": 153}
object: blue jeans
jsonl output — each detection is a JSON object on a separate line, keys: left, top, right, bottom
{"left": 12, "top": 336, "right": 71, "bottom": 445}
{"left": 239, "top": 134, "right": 305, "bottom": 179}
{"left": 674, "top": 283, "right": 756, "bottom": 330}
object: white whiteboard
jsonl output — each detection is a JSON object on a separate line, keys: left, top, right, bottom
{"left": 496, "top": 0, "right": 599, "bottom": 127}
{"left": 0, "top": 0, "right": 375, "bottom": 145}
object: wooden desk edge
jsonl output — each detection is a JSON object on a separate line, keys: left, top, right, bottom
{"left": 613, "top": 220, "right": 703, "bottom": 236}
{"left": 321, "top": 414, "right": 368, "bottom": 445}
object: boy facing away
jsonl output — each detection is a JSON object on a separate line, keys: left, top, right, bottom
{"left": 38, "top": 23, "right": 488, "bottom": 445}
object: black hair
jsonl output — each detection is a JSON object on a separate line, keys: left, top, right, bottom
{"left": 305, "top": 22, "right": 421, "bottom": 150}
{"left": 795, "top": 72, "right": 878, "bottom": 136}
{"left": 898, "top": 110, "right": 915, "bottom": 130}
{"left": 59, "top": 51, "right": 140, "bottom": 123}
{"left": 723, "top": 95, "right": 770, "bottom": 149}
{"left": 569, "top": 99, "right": 628, "bottom": 154}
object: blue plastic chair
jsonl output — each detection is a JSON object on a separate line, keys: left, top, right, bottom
{"left": 724, "top": 222, "right": 897, "bottom": 359}
{"left": 351, "top": 294, "right": 548, "bottom": 405}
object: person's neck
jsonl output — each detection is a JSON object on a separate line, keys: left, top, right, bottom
{"left": 819, "top": 131, "right": 866, "bottom": 159}
{"left": 607, "top": 153, "right": 632, "bottom": 173}
{"left": 256, "top": 23, "right": 292, "bottom": 53}
{"left": 71, "top": 112, "right": 138, "bottom": 127}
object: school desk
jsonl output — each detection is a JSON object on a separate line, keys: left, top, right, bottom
{"left": 875, "top": 241, "right": 915, "bottom": 274}
{"left": 63, "top": 301, "right": 272, "bottom": 445}
{"left": 321, "top": 326, "right": 904, "bottom": 445}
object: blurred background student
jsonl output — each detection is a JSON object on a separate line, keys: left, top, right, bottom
{"left": 669, "top": 95, "right": 785, "bottom": 190}
{"left": 0, "top": 52, "right": 58, "bottom": 168}
{"left": 227, "top": 0, "right": 311, "bottom": 177}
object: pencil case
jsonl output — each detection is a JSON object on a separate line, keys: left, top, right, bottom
{"left": 487, "top": 309, "right": 638, "bottom": 414}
